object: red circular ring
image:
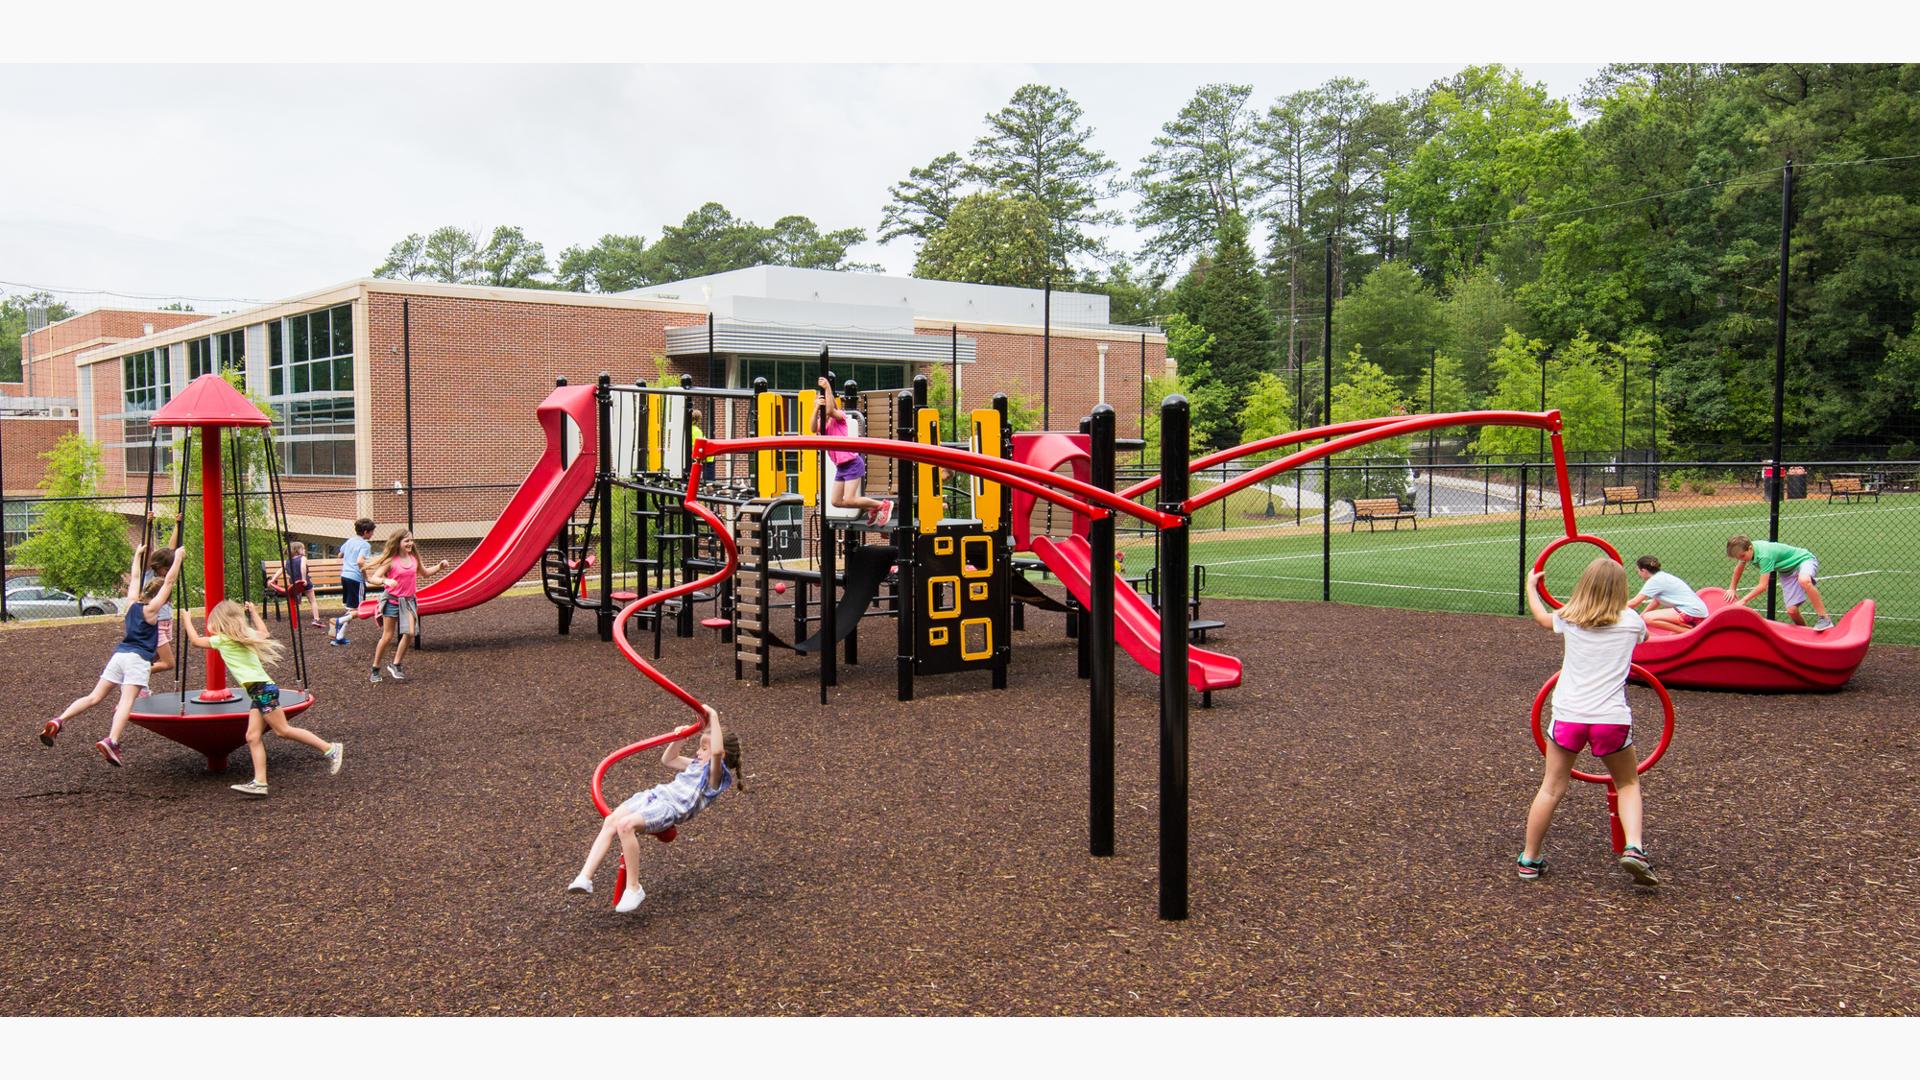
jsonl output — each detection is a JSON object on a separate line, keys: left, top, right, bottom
{"left": 1531, "top": 532, "right": 1624, "bottom": 608}
{"left": 1529, "top": 664, "right": 1675, "bottom": 783}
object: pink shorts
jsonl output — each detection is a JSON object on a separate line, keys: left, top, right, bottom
{"left": 1548, "top": 719, "right": 1632, "bottom": 758}
{"left": 157, "top": 619, "right": 173, "bottom": 646}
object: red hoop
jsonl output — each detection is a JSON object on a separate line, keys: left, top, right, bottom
{"left": 1529, "top": 664, "right": 1675, "bottom": 783}
{"left": 1531, "top": 533, "right": 1623, "bottom": 608}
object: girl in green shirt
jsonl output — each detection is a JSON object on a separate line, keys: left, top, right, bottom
{"left": 181, "top": 600, "right": 344, "bottom": 796}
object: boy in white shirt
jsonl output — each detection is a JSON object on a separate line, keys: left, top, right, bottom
{"left": 1629, "top": 555, "right": 1709, "bottom": 632}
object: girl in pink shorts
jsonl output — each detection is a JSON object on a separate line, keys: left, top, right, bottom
{"left": 1518, "top": 558, "right": 1659, "bottom": 887}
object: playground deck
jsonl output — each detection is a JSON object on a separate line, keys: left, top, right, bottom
{"left": 2, "top": 593, "right": 1916, "bottom": 1016}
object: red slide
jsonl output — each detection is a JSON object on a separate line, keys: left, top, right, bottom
{"left": 361, "top": 382, "right": 598, "bottom": 619}
{"left": 1029, "top": 534, "right": 1242, "bottom": 693}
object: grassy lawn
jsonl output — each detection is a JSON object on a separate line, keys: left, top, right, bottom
{"left": 1115, "top": 493, "right": 1920, "bottom": 645}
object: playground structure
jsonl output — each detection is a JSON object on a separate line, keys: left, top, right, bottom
{"left": 1634, "top": 589, "right": 1876, "bottom": 692}
{"left": 124, "top": 374, "right": 316, "bottom": 771}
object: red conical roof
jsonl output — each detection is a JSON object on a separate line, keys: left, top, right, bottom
{"left": 150, "top": 373, "right": 272, "bottom": 428}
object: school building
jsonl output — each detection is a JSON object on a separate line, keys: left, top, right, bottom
{"left": 9, "top": 267, "right": 1166, "bottom": 560}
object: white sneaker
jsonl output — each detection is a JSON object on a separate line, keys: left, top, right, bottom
{"left": 324, "top": 742, "right": 345, "bottom": 776}
{"left": 614, "top": 884, "right": 645, "bottom": 912}
{"left": 230, "top": 780, "right": 269, "bottom": 797}
{"left": 566, "top": 875, "right": 593, "bottom": 895}
{"left": 1813, "top": 617, "right": 1834, "bottom": 632}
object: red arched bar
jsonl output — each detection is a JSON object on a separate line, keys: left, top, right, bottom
{"left": 1117, "top": 413, "right": 1465, "bottom": 501}
{"left": 699, "top": 435, "right": 1180, "bottom": 530}
{"left": 1528, "top": 663, "right": 1676, "bottom": 853}
{"left": 1180, "top": 410, "right": 1564, "bottom": 514}
{"left": 1531, "top": 534, "right": 1625, "bottom": 609}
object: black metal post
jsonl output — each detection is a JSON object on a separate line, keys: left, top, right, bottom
{"left": 1767, "top": 159, "right": 1795, "bottom": 622}
{"left": 1076, "top": 415, "right": 1093, "bottom": 680}
{"left": 402, "top": 299, "right": 415, "bottom": 534}
{"left": 894, "top": 390, "right": 916, "bottom": 702}
{"left": 1140, "top": 332, "right": 1148, "bottom": 466}
{"left": 817, "top": 345, "right": 834, "bottom": 702}
{"left": 1157, "top": 394, "right": 1191, "bottom": 921}
{"left": 1620, "top": 352, "right": 1629, "bottom": 470}
{"left": 1427, "top": 347, "right": 1437, "bottom": 516}
{"left": 1649, "top": 362, "right": 1659, "bottom": 494}
{"left": 1042, "top": 274, "right": 1052, "bottom": 430}
{"left": 596, "top": 373, "right": 614, "bottom": 642}
{"left": 707, "top": 313, "right": 717, "bottom": 389}
{"left": 1537, "top": 353, "right": 1548, "bottom": 474}
{"left": 1089, "top": 404, "right": 1117, "bottom": 858}
{"left": 1517, "top": 463, "right": 1529, "bottom": 615}
{"left": 1322, "top": 233, "right": 1333, "bottom": 603}
{"left": 950, "top": 324, "right": 959, "bottom": 436}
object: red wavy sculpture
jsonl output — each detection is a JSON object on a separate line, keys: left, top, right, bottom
{"left": 1633, "top": 590, "right": 1876, "bottom": 692}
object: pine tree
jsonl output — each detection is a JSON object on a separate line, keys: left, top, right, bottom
{"left": 1186, "top": 213, "right": 1277, "bottom": 448}
{"left": 969, "top": 84, "right": 1120, "bottom": 266}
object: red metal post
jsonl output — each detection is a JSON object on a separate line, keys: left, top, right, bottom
{"left": 198, "top": 426, "right": 235, "bottom": 701}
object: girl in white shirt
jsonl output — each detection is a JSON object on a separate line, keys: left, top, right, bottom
{"left": 1518, "top": 557, "right": 1658, "bottom": 887}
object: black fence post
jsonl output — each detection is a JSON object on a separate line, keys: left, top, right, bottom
{"left": 895, "top": 390, "right": 916, "bottom": 702}
{"left": 1766, "top": 159, "right": 1795, "bottom": 622}
{"left": 1323, "top": 233, "right": 1334, "bottom": 604}
{"left": 596, "top": 373, "right": 614, "bottom": 642}
{"left": 1077, "top": 414, "right": 1092, "bottom": 681}
{"left": 403, "top": 299, "right": 415, "bottom": 535}
{"left": 1157, "top": 394, "right": 1190, "bottom": 921}
{"left": 1089, "top": 404, "right": 1117, "bottom": 859}
{"left": 1517, "top": 462, "right": 1529, "bottom": 616}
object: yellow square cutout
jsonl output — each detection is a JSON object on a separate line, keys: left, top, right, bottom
{"left": 933, "top": 536, "right": 955, "bottom": 556}
{"left": 928, "top": 626, "right": 949, "bottom": 647}
{"left": 926, "top": 575, "right": 961, "bottom": 618}
{"left": 961, "top": 535, "right": 993, "bottom": 577}
{"left": 969, "top": 581, "right": 990, "bottom": 601}
{"left": 959, "top": 617, "right": 993, "bottom": 660}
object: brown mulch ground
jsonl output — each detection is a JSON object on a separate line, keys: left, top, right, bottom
{"left": 3, "top": 593, "right": 1917, "bottom": 1016}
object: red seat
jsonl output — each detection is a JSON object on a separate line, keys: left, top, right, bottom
{"left": 700, "top": 617, "right": 731, "bottom": 630}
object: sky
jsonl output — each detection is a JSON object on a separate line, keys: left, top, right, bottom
{"left": 0, "top": 61, "right": 1608, "bottom": 315}
{"left": 1, "top": 0, "right": 1894, "bottom": 319}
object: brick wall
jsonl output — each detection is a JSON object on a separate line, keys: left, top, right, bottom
{"left": 1, "top": 416, "right": 77, "bottom": 494}
{"left": 914, "top": 325, "right": 1164, "bottom": 440}
{"left": 10, "top": 309, "right": 208, "bottom": 400}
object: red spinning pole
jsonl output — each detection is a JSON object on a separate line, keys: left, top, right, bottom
{"left": 196, "top": 425, "right": 237, "bottom": 701}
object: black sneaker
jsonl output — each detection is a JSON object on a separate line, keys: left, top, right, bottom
{"left": 1619, "top": 845, "right": 1659, "bottom": 886}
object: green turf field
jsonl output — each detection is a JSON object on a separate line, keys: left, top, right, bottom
{"left": 1115, "top": 493, "right": 1920, "bottom": 645}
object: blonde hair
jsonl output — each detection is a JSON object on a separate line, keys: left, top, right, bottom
{"left": 364, "top": 529, "right": 414, "bottom": 578}
{"left": 205, "top": 599, "right": 286, "bottom": 667}
{"left": 289, "top": 541, "right": 306, "bottom": 557}
{"left": 1560, "top": 557, "right": 1630, "bottom": 628}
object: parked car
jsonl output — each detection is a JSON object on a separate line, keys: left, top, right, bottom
{"left": 2, "top": 578, "right": 120, "bottom": 620}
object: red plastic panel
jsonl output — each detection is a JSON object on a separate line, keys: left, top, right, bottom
{"left": 1633, "top": 592, "right": 1875, "bottom": 693}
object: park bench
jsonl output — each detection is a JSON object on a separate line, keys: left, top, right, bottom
{"left": 1351, "top": 497, "right": 1417, "bottom": 532}
{"left": 261, "top": 557, "right": 344, "bottom": 621}
{"left": 1601, "top": 486, "right": 1656, "bottom": 514}
{"left": 1826, "top": 476, "right": 1880, "bottom": 505}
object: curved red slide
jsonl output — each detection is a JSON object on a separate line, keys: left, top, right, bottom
{"left": 1634, "top": 589, "right": 1875, "bottom": 692}
{"left": 360, "top": 382, "right": 598, "bottom": 618}
{"left": 1029, "top": 534, "right": 1242, "bottom": 693}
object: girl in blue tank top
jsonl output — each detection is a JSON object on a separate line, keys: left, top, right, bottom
{"left": 40, "top": 543, "right": 184, "bottom": 767}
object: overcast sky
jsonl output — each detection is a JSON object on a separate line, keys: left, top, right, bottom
{"left": 0, "top": 62, "right": 1613, "bottom": 315}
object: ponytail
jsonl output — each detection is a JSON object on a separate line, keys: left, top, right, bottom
{"left": 723, "top": 732, "right": 745, "bottom": 793}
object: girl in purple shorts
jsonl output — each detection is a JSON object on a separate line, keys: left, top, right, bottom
{"left": 1518, "top": 558, "right": 1659, "bottom": 887}
{"left": 812, "top": 376, "right": 892, "bottom": 528}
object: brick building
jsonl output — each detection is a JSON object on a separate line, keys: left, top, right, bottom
{"left": 22, "top": 268, "right": 1163, "bottom": 560}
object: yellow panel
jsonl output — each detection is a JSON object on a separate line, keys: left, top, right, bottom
{"left": 755, "top": 392, "right": 780, "bottom": 498}
{"left": 959, "top": 617, "right": 993, "bottom": 661}
{"left": 925, "top": 575, "right": 961, "bottom": 619}
{"left": 960, "top": 534, "right": 993, "bottom": 578}
{"left": 928, "top": 626, "right": 949, "bottom": 647}
{"left": 969, "top": 408, "right": 1003, "bottom": 530}
{"left": 645, "top": 392, "right": 662, "bottom": 473}
{"left": 933, "top": 535, "right": 954, "bottom": 556}
{"left": 969, "top": 580, "right": 989, "bottom": 601}
{"left": 916, "top": 408, "right": 941, "bottom": 534}
{"left": 797, "top": 390, "right": 818, "bottom": 507}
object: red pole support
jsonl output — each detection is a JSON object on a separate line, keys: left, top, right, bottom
{"left": 197, "top": 426, "right": 235, "bottom": 701}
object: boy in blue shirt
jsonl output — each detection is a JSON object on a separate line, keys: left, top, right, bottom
{"left": 1629, "top": 555, "right": 1709, "bottom": 632}
{"left": 329, "top": 517, "right": 376, "bottom": 645}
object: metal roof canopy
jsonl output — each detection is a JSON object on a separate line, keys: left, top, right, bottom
{"left": 664, "top": 322, "right": 976, "bottom": 365}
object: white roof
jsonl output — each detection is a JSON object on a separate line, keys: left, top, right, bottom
{"left": 623, "top": 266, "right": 1124, "bottom": 332}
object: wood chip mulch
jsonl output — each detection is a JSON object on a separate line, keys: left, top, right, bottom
{"left": 3, "top": 594, "right": 1916, "bottom": 1016}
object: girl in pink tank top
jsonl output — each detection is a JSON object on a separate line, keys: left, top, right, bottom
{"left": 363, "top": 529, "right": 449, "bottom": 684}
{"left": 811, "top": 376, "right": 892, "bottom": 528}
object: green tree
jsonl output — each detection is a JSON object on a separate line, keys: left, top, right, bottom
{"left": 1331, "top": 261, "right": 1447, "bottom": 391}
{"left": 1253, "top": 90, "right": 1322, "bottom": 377}
{"left": 1181, "top": 213, "right": 1276, "bottom": 448}
{"left": 372, "top": 232, "right": 429, "bottom": 280}
{"left": 639, "top": 203, "right": 772, "bottom": 282}
{"left": 1074, "top": 261, "right": 1168, "bottom": 327}
{"left": 1, "top": 292, "right": 78, "bottom": 384}
{"left": 1133, "top": 83, "right": 1258, "bottom": 269}
{"left": 879, "top": 151, "right": 969, "bottom": 245}
{"left": 1471, "top": 330, "right": 1551, "bottom": 459}
{"left": 913, "top": 192, "right": 1063, "bottom": 288}
{"left": 1236, "top": 371, "right": 1297, "bottom": 442}
{"left": 1328, "top": 354, "right": 1412, "bottom": 502}
{"left": 474, "top": 226, "right": 552, "bottom": 288}
{"left": 969, "top": 84, "right": 1120, "bottom": 265}
{"left": 554, "top": 233, "right": 650, "bottom": 293}
{"left": 13, "top": 435, "right": 133, "bottom": 599}
{"left": 767, "top": 215, "right": 879, "bottom": 272}
{"left": 1441, "top": 265, "right": 1530, "bottom": 394}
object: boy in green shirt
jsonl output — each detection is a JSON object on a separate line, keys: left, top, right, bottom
{"left": 1725, "top": 535, "right": 1834, "bottom": 631}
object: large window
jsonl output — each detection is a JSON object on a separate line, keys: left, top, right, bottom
{"left": 268, "top": 304, "right": 355, "bottom": 476}
{"left": 119, "top": 348, "right": 173, "bottom": 474}
{"left": 187, "top": 329, "right": 246, "bottom": 379}
{"left": 741, "top": 358, "right": 907, "bottom": 394}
